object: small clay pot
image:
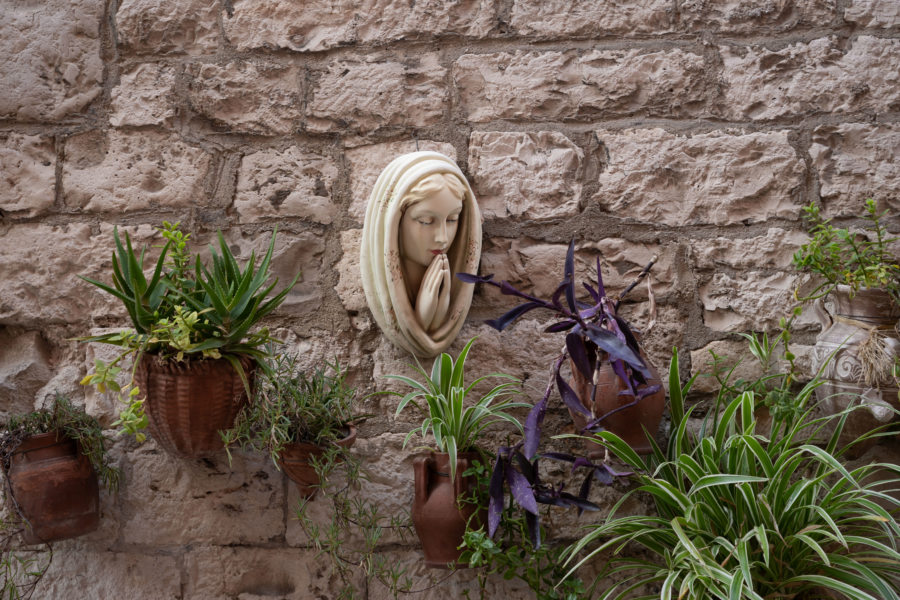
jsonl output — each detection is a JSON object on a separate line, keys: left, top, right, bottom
{"left": 411, "top": 451, "right": 484, "bottom": 568}
{"left": 6, "top": 432, "right": 100, "bottom": 545}
{"left": 278, "top": 425, "right": 358, "bottom": 499}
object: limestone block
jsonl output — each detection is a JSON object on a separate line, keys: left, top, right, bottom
{"left": 619, "top": 304, "right": 684, "bottom": 371}
{"left": 117, "top": 0, "right": 219, "bottom": 55}
{"left": 0, "top": 134, "right": 55, "bottom": 217}
{"left": 468, "top": 131, "right": 583, "bottom": 220}
{"left": 0, "top": 223, "right": 114, "bottom": 325}
{"left": 223, "top": 0, "right": 495, "bottom": 52}
{"left": 810, "top": 123, "right": 900, "bottom": 216}
{"left": 700, "top": 272, "right": 800, "bottom": 332}
{"left": 453, "top": 48, "right": 710, "bottom": 123}
{"left": 720, "top": 36, "right": 900, "bottom": 120}
{"left": 235, "top": 147, "right": 339, "bottom": 224}
{"left": 346, "top": 140, "right": 457, "bottom": 224}
{"left": 110, "top": 62, "right": 177, "bottom": 126}
{"left": 679, "top": 0, "right": 840, "bottom": 33}
{"left": 692, "top": 229, "right": 810, "bottom": 271}
{"left": 690, "top": 339, "right": 816, "bottom": 394}
{"left": 845, "top": 0, "right": 900, "bottom": 27}
{"left": 185, "top": 545, "right": 349, "bottom": 599}
{"left": 187, "top": 60, "right": 302, "bottom": 135}
{"left": 63, "top": 130, "right": 210, "bottom": 213}
{"left": 336, "top": 229, "right": 367, "bottom": 314}
{"left": 34, "top": 549, "right": 180, "bottom": 598}
{"left": 0, "top": 330, "right": 52, "bottom": 419}
{"left": 510, "top": 0, "right": 674, "bottom": 36}
{"left": 592, "top": 128, "right": 804, "bottom": 226}
{"left": 119, "top": 442, "right": 284, "bottom": 545}
{"left": 307, "top": 56, "right": 447, "bottom": 133}
{"left": 0, "top": 0, "right": 103, "bottom": 121}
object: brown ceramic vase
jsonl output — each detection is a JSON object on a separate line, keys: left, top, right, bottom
{"left": 135, "top": 354, "right": 254, "bottom": 458}
{"left": 811, "top": 285, "right": 899, "bottom": 449}
{"left": 568, "top": 353, "right": 666, "bottom": 456}
{"left": 6, "top": 432, "right": 100, "bottom": 545}
{"left": 277, "top": 425, "right": 358, "bottom": 499}
{"left": 411, "top": 451, "right": 484, "bottom": 569}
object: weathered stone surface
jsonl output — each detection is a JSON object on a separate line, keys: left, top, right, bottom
{"left": 511, "top": 0, "right": 673, "bottom": 36}
{"left": 35, "top": 549, "right": 180, "bottom": 598}
{"left": 0, "top": 134, "right": 55, "bottom": 217}
{"left": 224, "top": 0, "right": 495, "bottom": 52}
{"left": 336, "top": 229, "right": 367, "bottom": 315}
{"left": 700, "top": 272, "right": 800, "bottom": 331}
{"left": 346, "top": 140, "right": 457, "bottom": 224}
{"left": 468, "top": 131, "right": 583, "bottom": 220}
{"left": 679, "top": 0, "right": 840, "bottom": 33}
{"left": 453, "top": 49, "right": 710, "bottom": 122}
{"left": 120, "top": 442, "right": 283, "bottom": 545}
{"left": 117, "top": 0, "right": 219, "bottom": 55}
{"left": 235, "top": 147, "right": 339, "bottom": 224}
{"left": 0, "top": 0, "right": 103, "bottom": 121}
{"left": 63, "top": 130, "right": 210, "bottom": 212}
{"left": 592, "top": 128, "right": 804, "bottom": 225}
{"left": 0, "top": 224, "right": 115, "bottom": 325}
{"left": 720, "top": 36, "right": 900, "bottom": 120}
{"left": 307, "top": 56, "right": 447, "bottom": 133}
{"left": 185, "top": 545, "right": 347, "bottom": 599}
{"left": 692, "top": 229, "right": 810, "bottom": 271}
{"left": 187, "top": 61, "right": 303, "bottom": 135}
{"left": 810, "top": 123, "right": 900, "bottom": 216}
{"left": 0, "top": 330, "right": 52, "bottom": 419}
{"left": 845, "top": 0, "right": 900, "bottom": 27}
{"left": 690, "top": 339, "right": 816, "bottom": 394}
{"left": 110, "top": 62, "right": 177, "bottom": 126}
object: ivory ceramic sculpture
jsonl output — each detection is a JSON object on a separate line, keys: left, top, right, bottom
{"left": 361, "top": 152, "right": 482, "bottom": 357}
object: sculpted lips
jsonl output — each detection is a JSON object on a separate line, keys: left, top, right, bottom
{"left": 430, "top": 249, "right": 444, "bottom": 255}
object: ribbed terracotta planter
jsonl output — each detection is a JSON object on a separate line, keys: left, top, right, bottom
{"left": 6, "top": 432, "right": 100, "bottom": 545}
{"left": 568, "top": 353, "right": 666, "bottom": 456}
{"left": 411, "top": 451, "right": 484, "bottom": 568}
{"left": 278, "top": 425, "right": 358, "bottom": 499}
{"left": 136, "top": 354, "right": 255, "bottom": 458}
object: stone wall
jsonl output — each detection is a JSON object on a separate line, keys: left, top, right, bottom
{"left": 1, "top": 0, "right": 899, "bottom": 598}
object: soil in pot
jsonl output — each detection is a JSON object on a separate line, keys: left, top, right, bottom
{"left": 278, "top": 425, "right": 357, "bottom": 499}
{"left": 6, "top": 432, "right": 100, "bottom": 545}
{"left": 411, "top": 451, "right": 484, "bottom": 568}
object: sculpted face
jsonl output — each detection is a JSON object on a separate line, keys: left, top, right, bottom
{"left": 399, "top": 185, "right": 463, "bottom": 269}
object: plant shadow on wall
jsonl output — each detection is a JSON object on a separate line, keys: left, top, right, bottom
{"left": 560, "top": 343, "right": 900, "bottom": 600}
{"left": 79, "top": 221, "right": 299, "bottom": 457}
{"left": 0, "top": 395, "right": 120, "bottom": 600}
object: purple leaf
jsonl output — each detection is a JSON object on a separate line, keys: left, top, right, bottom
{"left": 584, "top": 325, "right": 649, "bottom": 376}
{"left": 485, "top": 301, "right": 543, "bottom": 331}
{"left": 577, "top": 472, "right": 593, "bottom": 516}
{"left": 556, "top": 371, "right": 590, "bottom": 417}
{"left": 593, "top": 464, "right": 614, "bottom": 486}
{"left": 456, "top": 272, "right": 492, "bottom": 284}
{"left": 545, "top": 320, "right": 577, "bottom": 333}
{"left": 571, "top": 457, "right": 593, "bottom": 470}
{"left": 596, "top": 255, "right": 606, "bottom": 298}
{"left": 611, "top": 359, "right": 636, "bottom": 396}
{"left": 583, "top": 282, "right": 600, "bottom": 303}
{"left": 523, "top": 394, "right": 548, "bottom": 460}
{"left": 558, "top": 491, "right": 601, "bottom": 512}
{"left": 525, "top": 511, "right": 541, "bottom": 549}
{"left": 513, "top": 450, "right": 536, "bottom": 484}
{"left": 564, "top": 240, "right": 576, "bottom": 313}
{"left": 487, "top": 454, "right": 506, "bottom": 538}
{"left": 506, "top": 467, "right": 539, "bottom": 515}
{"left": 551, "top": 282, "right": 567, "bottom": 309}
{"left": 637, "top": 384, "right": 662, "bottom": 399}
{"left": 542, "top": 452, "right": 577, "bottom": 464}
{"left": 567, "top": 333, "right": 592, "bottom": 380}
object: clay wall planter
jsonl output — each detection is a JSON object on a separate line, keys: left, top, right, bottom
{"left": 277, "top": 424, "right": 358, "bottom": 499}
{"left": 6, "top": 432, "right": 100, "bottom": 545}
{"left": 411, "top": 451, "right": 484, "bottom": 568}
{"left": 136, "top": 354, "right": 254, "bottom": 458}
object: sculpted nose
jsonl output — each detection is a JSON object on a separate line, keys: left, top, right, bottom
{"left": 435, "top": 221, "right": 448, "bottom": 245}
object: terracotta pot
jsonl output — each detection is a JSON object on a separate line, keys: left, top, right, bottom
{"left": 811, "top": 286, "right": 899, "bottom": 450}
{"left": 136, "top": 354, "right": 255, "bottom": 458}
{"left": 411, "top": 451, "right": 484, "bottom": 569}
{"left": 6, "top": 432, "right": 100, "bottom": 545}
{"left": 569, "top": 354, "right": 666, "bottom": 456}
{"left": 277, "top": 425, "right": 358, "bottom": 499}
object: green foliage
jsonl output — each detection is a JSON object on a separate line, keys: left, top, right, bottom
{"left": 79, "top": 222, "right": 300, "bottom": 439}
{"left": 793, "top": 199, "right": 900, "bottom": 303}
{"left": 0, "top": 395, "right": 120, "bottom": 493}
{"left": 388, "top": 338, "right": 528, "bottom": 481}
{"left": 562, "top": 348, "right": 900, "bottom": 600}
{"left": 221, "top": 351, "right": 362, "bottom": 465}
{"left": 0, "top": 526, "right": 51, "bottom": 600}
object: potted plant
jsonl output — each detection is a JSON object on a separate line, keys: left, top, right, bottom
{"left": 221, "top": 350, "right": 362, "bottom": 499}
{"left": 560, "top": 348, "right": 900, "bottom": 599}
{"left": 0, "top": 395, "right": 120, "bottom": 546}
{"left": 79, "top": 221, "right": 299, "bottom": 457}
{"left": 387, "top": 337, "right": 528, "bottom": 568}
{"left": 458, "top": 240, "right": 665, "bottom": 455}
{"left": 793, "top": 199, "right": 900, "bottom": 444}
